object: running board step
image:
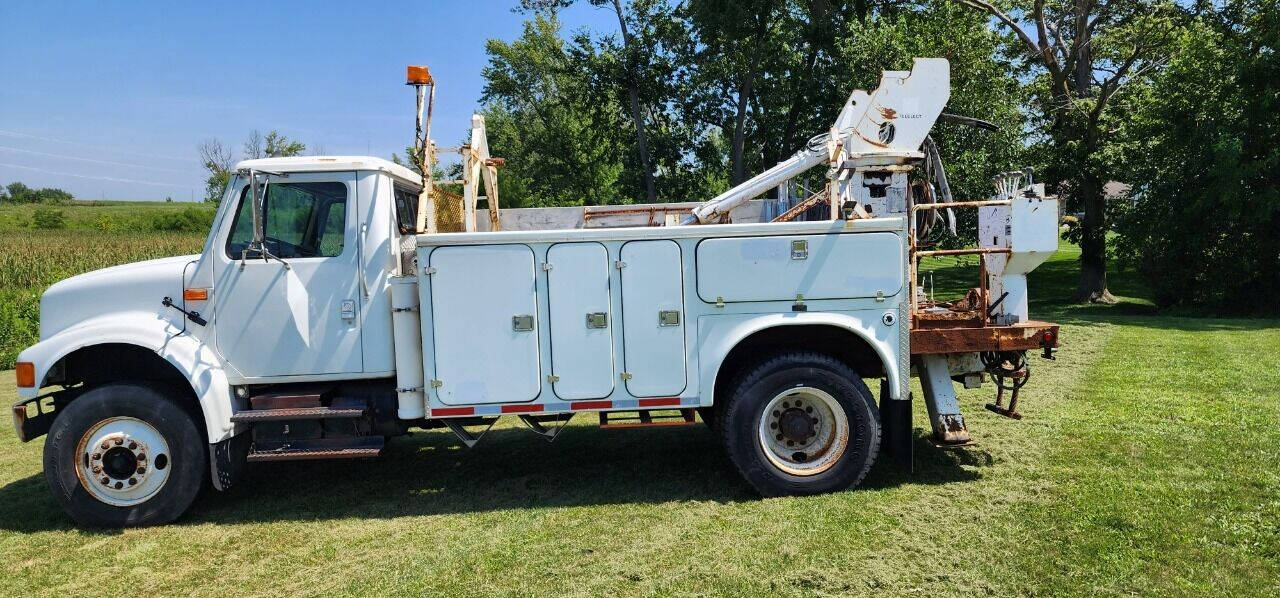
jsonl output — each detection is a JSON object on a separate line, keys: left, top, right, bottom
{"left": 246, "top": 447, "right": 382, "bottom": 462}
{"left": 231, "top": 406, "right": 366, "bottom": 423}
{"left": 599, "top": 409, "right": 697, "bottom": 429}
{"left": 247, "top": 436, "right": 384, "bottom": 462}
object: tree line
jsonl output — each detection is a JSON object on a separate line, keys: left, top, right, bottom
{"left": 475, "top": 0, "right": 1276, "bottom": 314}
{"left": 1, "top": 181, "right": 73, "bottom": 204}
{"left": 194, "top": 1, "right": 1277, "bottom": 314}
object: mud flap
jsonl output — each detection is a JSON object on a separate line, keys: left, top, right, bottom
{"left": 209, "top": 432, "right": 252, "bottom": 491}
{"left": 879, "top": 379, "right": 913, "bottom": 472}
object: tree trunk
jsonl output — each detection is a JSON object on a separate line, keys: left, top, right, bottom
{"left": 612, "top": 0, "right": 657, "bottom": 203}
{"left": 775, "top": 0, "right": 827, "bottom": 167}
{"left": 731, "top": 67, "right": 755, "bottom": 186}
{"left": 1073, "top": 174, "right": 1116, "bottom": 303}
{"left": 1067, "top": 2, "right": 1112, "bottom": 303}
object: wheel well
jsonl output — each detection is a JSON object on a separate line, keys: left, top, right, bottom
{"left": 713, "top": 325, "right": 886, "bottom": 409}
{"left": 52, "top": 344, "right": 200, "bottom": 425}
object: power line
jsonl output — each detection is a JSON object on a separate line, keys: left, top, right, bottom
{"left": 0, "top": 129, "right": 199, "bottom": 165}
{"left": 0, "top": 162, "right": 193, "bottom": 189}
{"left": 0, "top": 145, "right": 196, "bottom": 174}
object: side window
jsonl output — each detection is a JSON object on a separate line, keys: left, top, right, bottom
{"left": 393, "top": 187, "right": 419, "bottom": 234}
{"left": 226, "top": 181, "right": 348, "bottom": 259}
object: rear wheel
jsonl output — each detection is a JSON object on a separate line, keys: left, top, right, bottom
{"left": 44, "top": 383, "right": 206, "bottom": 527}
{"left": 720, "top": 352, "right": 880, "bottom": 496}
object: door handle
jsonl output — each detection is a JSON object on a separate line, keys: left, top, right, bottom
{"left": 340, "top": 299, "right": 357, "bottom": 321}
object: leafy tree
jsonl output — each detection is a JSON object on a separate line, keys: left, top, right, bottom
{"left": 243, "top": 129, "right": 306, "bottom": 159}
{"left": 198, "top": 139, "right": 234, "bottom": 204}
{"left": 5, "top": 182, "right": 31, "bottom": 203}
{"left": 30, "top": 207, "right": 66, "bottom": 229}
{"left": 520, "top": 0, "right": 661, "bottom": 202}
{"left": 678, "top": 0, "right": 789, "bottom": 185}
{"left": 481, "top": 15, "right": 631, "bottom": 206}
{"left": 264, "top": 130, "right": 306, "bottom": 157}
{"left": 33, "top": 187, "right": 72, "bottom": 204}
{"left": 1115, "top": 1, "right": 1279, "bottom": 313}
{"left": 954, "top": 0, "right": 1183, "bottom": 303}
{"left": 199, "top": 131, "right": 306, "bottom": 204}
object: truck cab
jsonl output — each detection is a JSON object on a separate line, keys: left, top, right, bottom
{"left": 13, "top": 58, "right": 1060, "bottom": 528}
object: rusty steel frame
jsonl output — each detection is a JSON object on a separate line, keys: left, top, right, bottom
{"left": 910, "top": 320, "right": 1059, "bottom": 355}
{"left": 582, "top": 205, "right": 691, "bottom": 227}
{"left": 905, "top": 197, "right": 1058, "bottom": 356}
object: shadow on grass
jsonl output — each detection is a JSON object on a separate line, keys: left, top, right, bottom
{"left": 0, "top": 425, "right": 985, "bottom": 532}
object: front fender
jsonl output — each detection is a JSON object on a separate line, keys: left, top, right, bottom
{"left": 16, "top": 313, "right": 238, "bottom": 442}
{"left": 696, "top": 310, "right": 905, "bottom": 405}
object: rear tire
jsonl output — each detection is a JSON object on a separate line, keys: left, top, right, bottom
{"left": 43, "top": 382, "right": 206, "bottom": 527}
{"left": 720, "top": 352, "right": 880, "bottom": 497}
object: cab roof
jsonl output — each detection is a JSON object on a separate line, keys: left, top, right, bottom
{"left": 234, "top": 156, "right": 422, "bottom": 189}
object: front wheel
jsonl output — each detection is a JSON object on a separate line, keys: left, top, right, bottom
{"left": 720, "top": 352, "right": 880, "bottom": 497}
{"left": 43, "top": 382, "right": 206, "bottom": 527}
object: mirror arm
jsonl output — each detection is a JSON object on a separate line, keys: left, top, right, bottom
{"left": 238, "top": 168, "right": 290, "bottom": 270}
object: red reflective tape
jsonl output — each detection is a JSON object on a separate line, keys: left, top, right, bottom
{"left": 638, "top": 397, "right": 681, "bottom": 408}
{"left": 501, "top": 404, "right": 544, "bottom": 414}
{"left": 431, "top": 407, "right": 474, "bottom": 417}
{"left": 571, "top": 400, "right": 612, "bottom": 410}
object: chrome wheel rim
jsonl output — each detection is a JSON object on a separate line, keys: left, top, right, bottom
{"left": 74, "top": 416, "right": 171, "bottom": 507}
{"left": 757, "top": 386, "right": 849, "bottom": 476}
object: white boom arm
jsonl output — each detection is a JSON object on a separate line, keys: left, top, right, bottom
{"left": 687, "top": 58, "right": 951, "bottom": 224}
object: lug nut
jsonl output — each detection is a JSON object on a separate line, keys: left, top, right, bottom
{"left": 136, "top": 453, "right": 146, "bottom": 461}
{"left": 113, "top": 481, "right": 123, "bottom": 489}
{"left": 91, "top": 465, "right": 101, "bottom": 474}
{"left": 92, "top": 453, "right": 101, "bottom": 461}
{"left": 128, "top": 478, "right": 138, "bottom": 486}
{"left": 136, "top": 467, "right": 146, "bottom": 475}
{"left": 100, "top": 442, "right": 110, "bottom": 450}
{"left": 100, "top": 477, "right": 110, "bottom": 485}
{"left": 128, "top": 441, "right": 137, "bottom": 450}
{"left": 114, "top": 438, "right": 123, "bottom": 446}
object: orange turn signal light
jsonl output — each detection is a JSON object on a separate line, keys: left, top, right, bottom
{"left": 15, "top": 362, "right": 35, "bottom": 388}
{"left": 183, "top": 288, "right": 209, "bottom": 301}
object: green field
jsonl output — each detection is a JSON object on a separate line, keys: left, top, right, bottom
{"left": 0, "top": 238, "right": 1276, "bottom": 596}
{"left": 0, "top": 201, "right": 210, "bottom": 368}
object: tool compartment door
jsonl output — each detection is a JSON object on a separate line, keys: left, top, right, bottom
{"left": 429, "top": 244, "right": 540, "bottom": 405}
{"left": 620, "top": 240, "right": 686, "bottom": 397}
{"left": 546, "top": 242, "right": 614, "bottom": 400}
{"left": 695, "top": 232, "right": 903, "bottom": 302}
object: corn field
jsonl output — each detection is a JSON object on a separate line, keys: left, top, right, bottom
{"left": 0, "top": 229, "right": 207, "bottom": 368}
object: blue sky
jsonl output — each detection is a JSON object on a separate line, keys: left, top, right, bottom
{"left": 0, "top": 1, "right": 616, "bottom": 201}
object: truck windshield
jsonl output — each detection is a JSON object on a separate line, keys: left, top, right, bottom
{"left": 225, "top": 181, "right": 348, "bottom": 259}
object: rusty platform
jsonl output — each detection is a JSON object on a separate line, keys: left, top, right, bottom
{"left": 910, "top": 320, "right": 1059, "bottom": 355}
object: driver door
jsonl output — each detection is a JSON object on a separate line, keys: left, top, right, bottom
{"left": 213, "top": 171, "right": 363, "bottom": 379}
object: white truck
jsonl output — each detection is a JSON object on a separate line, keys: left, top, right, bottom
{"left": 12, "top": 58, "right": 1060, "bottom": 527}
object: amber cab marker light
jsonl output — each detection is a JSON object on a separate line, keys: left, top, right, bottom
{"left": 183, "top": 288, "right": 209, "bottom": 301}
{"left": 406, "top": 65, "right": 433, "bottom": 85}
{"left": 15, "top": 362, "right": 35, "bottom": 388}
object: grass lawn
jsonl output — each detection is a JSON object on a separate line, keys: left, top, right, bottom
{"left": 0, "top": 244, "right": 1276, "bottom": 596}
